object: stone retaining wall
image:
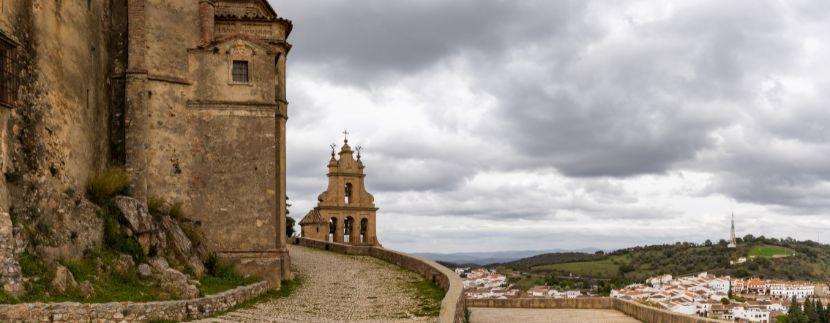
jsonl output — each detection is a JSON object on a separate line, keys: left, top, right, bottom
{"left": 612, "top": 298, "right": 725, "bottom": 323}
{"left": 466, "top": 297, "right": 726, "bottom": 323}
{"left": 0, "top": 281, "right": 271, "bottom": 322}
{"left": 293, "top": 237, "right": 465, "bottom": 323}
{"left": 466, "top": 297, "right": 613, "bottom": 309}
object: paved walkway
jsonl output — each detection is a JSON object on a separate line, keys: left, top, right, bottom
{"left": 193, "top": 245, "right": 436, "bottom": 322}
{"left": 470, "top": 308, "right": 640, "bottom": 323}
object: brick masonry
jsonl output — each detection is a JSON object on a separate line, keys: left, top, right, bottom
{"left": 0, "top": 281, "right": 271, "bottom": 322}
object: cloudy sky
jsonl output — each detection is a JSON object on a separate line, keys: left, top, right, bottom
{"left": 270, "top": 0, "right": 830, "bottom": 253}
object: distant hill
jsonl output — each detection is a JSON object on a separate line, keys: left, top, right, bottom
{"left": 413, "top": 248, "right": 599, "bottom": 266}
{"left": 500, "top": 237, "right": 830, "bottom": 282}
{"left": 492, "top": 252, "right": 605, "bottom": 271}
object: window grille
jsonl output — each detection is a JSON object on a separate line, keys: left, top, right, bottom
{"left": 232, "top": 60, "right": 249, "bottom": 83}
{"left": 0, "top": 37, "right": 17, "bottom": 108}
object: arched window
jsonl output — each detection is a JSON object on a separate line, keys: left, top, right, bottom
{"left": 344, "top": 183, "right": 353, "bottom": 204}
{"left": 344, "top": 216, "right": 354, "bottom": 243}
{"left": 360, "top": 218, "right": 368, "bottom": 244}
{"left": 328, "top": 218, "right": 338, "bottom": 242}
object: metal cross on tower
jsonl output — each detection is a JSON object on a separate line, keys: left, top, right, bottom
{"left": 343, "top": 130, "right": 349, "bottom": 143}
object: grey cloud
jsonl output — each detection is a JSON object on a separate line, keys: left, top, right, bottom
{"left": 274, "top": 0, "right": 589, "bottom": 81}
{"left": 276, "top": 0, "right": 830, "bottom": 251}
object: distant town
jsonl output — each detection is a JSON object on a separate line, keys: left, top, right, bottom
{"left": 458, "top": 264, "right": 824, "bottom": 323}
{"left": 452, "top": 217, "right": 827, "bottom": 322}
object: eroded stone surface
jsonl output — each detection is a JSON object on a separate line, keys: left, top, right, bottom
{"left": 0, "top": 212, "right": 23, "bottom": 297}
{"left": 195, "top": 245, "right": 436, "bottom": 323}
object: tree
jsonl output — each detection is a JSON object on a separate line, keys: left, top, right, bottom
{"left": 704, "top": 239, "right": 713, "bottom": 246}
{"left": 286, "top": 215, "right": 296, "bottom": 237}
{"left": 805, "top": 298, "right": 818, "bottom": 323}
{"left": 285, "top": 195, "right": 296, "bottom": 237}
{"left": 789, "top": 296, "right": 799, "bottom": 316}
{"left": 728, "top": 280, "right": 733, "bottom": 299}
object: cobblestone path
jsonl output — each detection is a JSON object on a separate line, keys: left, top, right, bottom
{"left": 193, "top": 245, "right": 436, "bottom": 322}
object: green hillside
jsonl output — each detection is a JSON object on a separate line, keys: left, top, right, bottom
{"left": 532, "top": 255, "right": 630, "bottom": 277}
{"left": 748, "top": 245, "right": 797, "bottom": 258}
{"left": 508, "top": 236, "right": 830, "bottom": 282}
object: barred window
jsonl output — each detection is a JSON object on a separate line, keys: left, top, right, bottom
{"left": 0, "top": 36, "right": 18, "bottom": 108}
{"left": 232, "top": 60, "right": 249, "bottom": 83}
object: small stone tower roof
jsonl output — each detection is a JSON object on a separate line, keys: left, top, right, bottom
{"left": 299, "top": 209, "right": 325, "bottom": 225}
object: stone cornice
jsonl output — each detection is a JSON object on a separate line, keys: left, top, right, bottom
{"left": 187, "top": 99, "right": 287, "bottom": 118}
{"left": 326, "top": 172, "right": 365, "bottom": 178}
{"left": 316, "top": 206, "right": 379, "bottom": 212}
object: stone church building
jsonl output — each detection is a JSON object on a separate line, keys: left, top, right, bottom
{"left": 300, "top": 138, "right": 380, "bottom": 246}
{"left": 0, "top": 0, "right": 292, "bottom": 285}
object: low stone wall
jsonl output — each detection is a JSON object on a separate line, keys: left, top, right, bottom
{"left": 293, "top": 237, "right": 465, "bottom": 323}
{"left": 466, "top": 297, "right": 726, "bottom": 323}
{"left": 466, "top": 297, "right": 612, "bottom": 309}
{"left": 0, "top": 281, "right": 271, "bottom": 322}
{"left": 612, "top": 298, "right": 725, "bottom": 323}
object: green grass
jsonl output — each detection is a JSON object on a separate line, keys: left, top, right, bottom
{"left": 749, "top": 245, "right": 797, "bottom": 258}
{"left": 408, "top": 279, "right": 445, "bottom": 317}
{"left": 532, "top": 255, "right": 630, "bottom": 277}
{"left": 198, "top": 263, "right": 260, "bottom": 296}
{"left": 16, "top": 249, "right": 167, "bottom": 304}
{"left": 3, "top": 250, "right": 271, "bottom": 304}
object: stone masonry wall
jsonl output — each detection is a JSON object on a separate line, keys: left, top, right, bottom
{"left": 293, "top": 237, "right": 465, "bottom": 323}
{"left": 0, "top": 281, "right": 271, "bottom": 322}
{"left": 0, "top": 212, "right": 22, "bottom": 296}
{"left": 0, "top": 0, "right": 122, "bottom": 266}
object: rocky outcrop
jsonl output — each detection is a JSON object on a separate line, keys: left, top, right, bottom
{"left": 160, "top": 216, "right": 205, "bottom": 278}
{"left": 114, "top": 196, "right": 155, "bottom": 235}
{"left": 138, "top": 263, "right": 152, "bottom": 278}
{"left": 150, "top": 257, "right": 199, "bottom": 299}
{"left": 51, "top": 265, "right": 78, "bottom": 294}
{"left": 114, "top": 196, "right": 206, "bottom": 278}
{"left": 0, "top": 212, "right": 23, "bottom": 297}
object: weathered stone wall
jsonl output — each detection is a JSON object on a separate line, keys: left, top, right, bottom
{"left": 466, "top": 297, "right": 613, "bottom": 309}
{"left": 465, "top": 297, "right": 727, "bottom": 323}
{"left": 0, "top": 212, "right": 22, "bottom": 296}
{"left": 121, "top": 0, "right": 292, "bottom": 284}
{"left": 0, "top": 0, "right": 115, "bottom": 199}
{"left": 293, "top": 237, "right": 465, "bottom": 323}
{"left": 612, "top": 298, "right": 726, "bottom": 323}
{"left": 0, "top": 0, "right": 123, "bottom": 263}
{"left": 0, "top": 281, "right": 271, "bottom": 322}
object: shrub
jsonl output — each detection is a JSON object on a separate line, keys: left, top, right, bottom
{"left": 204, "top": 253, "right": 219, "bottom": 276}
{"left": 168, "top": 202, "right": 184, "bottom": 221}
{"left": 147, "top": 196, "right": 166, "bottom": 217}
{"left": 87, "top": 168, "right": 129, "bottom": 204}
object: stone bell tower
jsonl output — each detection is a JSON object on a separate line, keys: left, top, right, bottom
{"left": 300, "top": 134, "right": 380, "bottom": 246}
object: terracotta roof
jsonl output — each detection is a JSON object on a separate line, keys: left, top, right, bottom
{"left": 299, "top": 209, "right": 326, "bottom": 225}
